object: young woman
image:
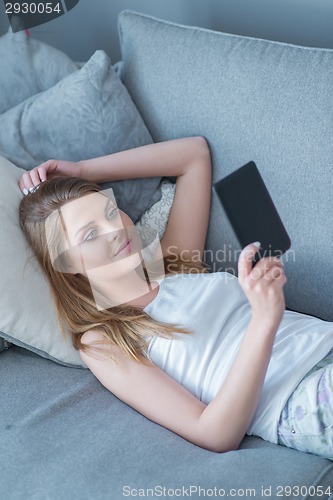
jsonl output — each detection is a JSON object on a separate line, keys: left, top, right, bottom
{"left": 18, "top": 136, "right": 333, "bottom": 460}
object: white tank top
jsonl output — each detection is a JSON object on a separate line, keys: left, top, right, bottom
{"left": 143, "top": 271, "right": 333, "bottom": 445}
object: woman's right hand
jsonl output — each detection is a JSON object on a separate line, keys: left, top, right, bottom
{"left": 18, "top": 159, "right": 82, "bottom": 195}
{"left": 238, "top": 242, "right": 287, "bottom": 329}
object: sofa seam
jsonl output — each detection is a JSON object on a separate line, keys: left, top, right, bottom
{"left": 118, "top": 9, "right": 333, "bottom": 54}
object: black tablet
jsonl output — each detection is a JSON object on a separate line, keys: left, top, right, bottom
{"left": 213, "top": 161, "right": 291, "bottom": 265}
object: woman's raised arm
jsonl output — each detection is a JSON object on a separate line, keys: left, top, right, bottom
{"left": 77, "top": 136, "right": 210, "bottom": 183}
{"left": 18, "top": 136, "right": 209, "bottom": 190}
{"left": 18, "top": 137, "right": 212, "bottom": 261}
{"left": 78, "top": 136, "right": 212, "bottom": 261}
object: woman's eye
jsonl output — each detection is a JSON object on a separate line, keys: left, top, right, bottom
{"left": 108, "top": 207, "right": 118, "bottom": 219}
{"left": 83, "top": 208, "right": 118, "bottom": 243}
{"left": 84, "top": 230, "right": 97, "bottom": 242}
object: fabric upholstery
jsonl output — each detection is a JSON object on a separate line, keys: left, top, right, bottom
{"left": 117, "top": 9, "right": 333, "bottom": 321}
{"left": 1, "top": 345, "right": 332, "bottom": 498}
{"left": 0, "top": 49, "right": 162, "bottom": 224}
{"left": 2, "top": 9, "right": 333, "bottom": 496}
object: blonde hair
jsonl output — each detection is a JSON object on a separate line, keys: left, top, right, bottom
{"left": 19, "top": 176, "right": 210, "bottom": 366}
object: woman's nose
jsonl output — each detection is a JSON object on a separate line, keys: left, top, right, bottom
{"left": 102, "top": 216, "right": 122, "bottom": 234}
{"left": 105, "top": 224, "right": 126, "bottom": 243}
{"left": 106, "top": 231, "right": 117, "bottom": 243}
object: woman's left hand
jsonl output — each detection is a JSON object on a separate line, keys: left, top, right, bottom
{"left": 18, "top": 159, "right": 82, "bottom": 195}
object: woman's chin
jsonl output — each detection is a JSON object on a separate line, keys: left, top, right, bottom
{"left": 86, "top": 252, "right": 144, "bottom": 279}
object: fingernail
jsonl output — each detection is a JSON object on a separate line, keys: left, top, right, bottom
{"left": 29, "top": 187, "right": 34, "bottom": 193}
{"left": 23, "top": 188, "right": 28, "bottom": 196}
{"left": 252, "top": 241, "right": 261, "bottom": 248}
{"left": 41, "top": 179, "right": 46, "bottom": 182}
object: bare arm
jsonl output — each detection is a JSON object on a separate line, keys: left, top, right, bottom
{"left": 80, "top": 316, "right": 278, "bottom": 453}
{"left": 77, "top": 136, "right": 212, "bottom": 260}
{"left": 80, "top": 243, "right": 286, "bottom": 453}
{"left": 77, "top": 136, "right": 209, "bottom": 182}
{"left": 19, "top": 136, "right": 212, "bottom": 261}
{"left": 19, "top": 136, "right": 209, "bottom": 186}
{"left": 197, "top": 316, "right": 278, "bottom": 450}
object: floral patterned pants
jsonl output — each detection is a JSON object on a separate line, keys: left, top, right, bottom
{"left": 277, "top": 345, "right": 333, "bottom": 460}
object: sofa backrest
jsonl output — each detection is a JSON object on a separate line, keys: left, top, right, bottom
{"left": 117, "top": 9, "right": 333, "bottom": 322}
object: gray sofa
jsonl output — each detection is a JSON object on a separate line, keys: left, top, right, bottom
{"left": 1, "top": 10, "right": 333, "bottom": 499}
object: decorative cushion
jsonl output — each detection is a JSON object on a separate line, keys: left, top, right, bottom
{"left": 0, "top": 156, "right": 174, "bottom": 365}
{"left": 0, "top": 49, "right": 162, "bottom": 224}
{"left": 118, "top": 9, "right": 333, "bottom": 321}
{"left": 0, "top": 27, "right": 78, "bottom": 114}
{"left": 135, "top": 179, "right": 175, "bottom": 244}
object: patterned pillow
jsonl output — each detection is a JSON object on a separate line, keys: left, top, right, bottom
{"left": 135, "top": 179, "right": 175, "bottom": 243}
{"left": 0, "top": 49, "right": 162, "bottom": 223}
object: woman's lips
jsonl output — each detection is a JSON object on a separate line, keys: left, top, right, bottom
{"left": 114, "top": 239, "right": 132, "bottom": 256}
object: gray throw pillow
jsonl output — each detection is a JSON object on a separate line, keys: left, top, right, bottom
{"left": 118, "top": 9, "right": 333, "bottom": 321}
{"left": 0, "top": 27, "right": 79, "bottom": 114}
{"left": 0, "top": 49, "right": 162, "bottom": 223}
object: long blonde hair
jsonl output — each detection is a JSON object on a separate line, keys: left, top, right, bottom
{"left": 19, "top": 176, "right": 210, "bottom": 366}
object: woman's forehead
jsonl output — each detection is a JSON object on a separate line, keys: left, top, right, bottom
{"left": 61, "top": 189, "right": 116, "bottom": 217}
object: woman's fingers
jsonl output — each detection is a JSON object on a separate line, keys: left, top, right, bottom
{"left": 35, "top": 159, "right": 59, "bottom": 180}
{"left": 238, "top": 243, "right": 286, "bottom": 290}
{"left": 238, "top": 242, "right": 261, "bottom": 282}
{"left": 36, "top": 164, "right": 48, "bottom": 183}
{"left": 263, "top": 263, "right": 287, "bottom": 285}
{"left": 18, "top": 159, "right": 80, "bottom": 195}
{"left": 268, "top": 262, "right": 285, "bottom": 278}
{"left": 249, "top": 266, "right": 287, "bottom": 303}
{"left": 238, "top": 244, "right": 287, "bottom": 327}
{"left": 18, "top": 160, "right": 53, "bottom": 195}
{"left": 29, "top": 167, "right": 45, "bottom": 188}
{"left": 19, "top": 170, "right": 41, "bottom": 194}
{"left": 18, "top": 171, "right": 36, "bottom": 194}
{"left": 250, "top": 256, "right": 284, "bottom": 281}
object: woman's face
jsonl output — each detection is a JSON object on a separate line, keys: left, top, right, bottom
{"left": 57, "top": 190, "right": 143, "bottom": 278}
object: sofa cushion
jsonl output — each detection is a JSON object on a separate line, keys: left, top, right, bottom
{"left": 0, "top": 155, "right": 174, "bottom": 365}
{"left": 117, "top": 9, "right": 333, "bottom": 322}
{"left": 0, "top": 49, "right": 162, "bottom": 224}
{"left": 0, "top": 27, "right": 78, "bottom": 114}
{"left": 1, "top": 345, "right": 333, "bottom": 497}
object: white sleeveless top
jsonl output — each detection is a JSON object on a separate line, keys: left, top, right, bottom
{"left": 143, "top": 271, "right": 333, "bottom": 445}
